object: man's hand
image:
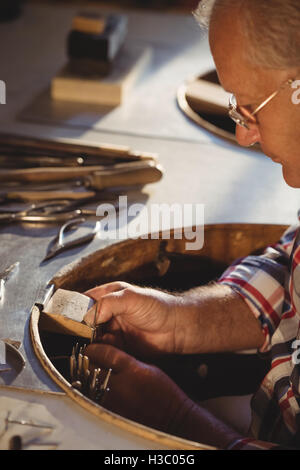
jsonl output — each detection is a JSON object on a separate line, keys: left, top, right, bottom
{"left": 84, "top": 281, "right": 265, "bottom": 358}
{"left": 84, "top": 282, "right": 182, "bottom": 358}
{"left": 85, "top": 343, "right": 192, "bottom": 434}
{"left": 85, "top": 343, "right": 242, "bottom": 449}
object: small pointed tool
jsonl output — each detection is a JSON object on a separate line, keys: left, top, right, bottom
{"left": 89, "top": 368, "right": 101, "bottom": 400}
{"left": 0, "top": 262, "right": 19, "bottom": 301}
{"left": 82, "top": 355, "right": 90, "bottom": 393}
{"left": 90, "top": 302, "right": 104, "bottom": 343}
{"left": 70, "top": 343, "right": 79, "bottom": 382}
{"left": 69, "top": 354, "right": 77, "bottom": 382}
{"left": 96, "top": 368, "right": 112, "bottom": 404}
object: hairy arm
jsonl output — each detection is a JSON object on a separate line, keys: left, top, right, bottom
{"left": 85, "top": 281, "right": 265, "bottom": 357}
{"left": 173, "top": 283, "right": 265, "bottom": 354}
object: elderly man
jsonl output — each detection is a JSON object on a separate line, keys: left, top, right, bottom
{"left": 84, "top": 0, "right": 300, "bottom": 450}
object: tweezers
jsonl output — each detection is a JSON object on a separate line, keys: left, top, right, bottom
{"left": 0, "top": 200, "right": 96, "bottom": 224}
{"left": 42, "top": 217, "right": 100, "bottom": 262}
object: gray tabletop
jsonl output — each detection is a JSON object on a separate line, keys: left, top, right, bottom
{"left": 0, "top": 1, "right": 298, "bottom": 448}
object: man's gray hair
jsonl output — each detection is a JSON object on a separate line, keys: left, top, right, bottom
{"left": 194, "top": 0, "right": 300, "bottom": 69}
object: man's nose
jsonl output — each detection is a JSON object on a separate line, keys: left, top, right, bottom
{"left": 235, "top": 123, "right": 261, "bottom": 147}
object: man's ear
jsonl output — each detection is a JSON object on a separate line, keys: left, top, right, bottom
{"left": 235, "top": 123, "right": 261, "bottom": 147}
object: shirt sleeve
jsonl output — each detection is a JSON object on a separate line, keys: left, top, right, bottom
{"left": 218, "top": 224, "right": 299, "bottom": 352}
{"left": 226, "top": 437, "right": 297, "bottom": 450}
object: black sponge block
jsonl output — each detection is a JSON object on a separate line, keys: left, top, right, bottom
{"left": 67, "top": 14, "right": 128, "bottom": 63}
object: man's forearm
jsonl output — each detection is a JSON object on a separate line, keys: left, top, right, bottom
{"left": 174, "top": 283, "right": 265, "bottom": 354}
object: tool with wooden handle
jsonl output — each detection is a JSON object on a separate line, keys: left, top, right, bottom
{"left": 85, "top": 163, "right": 164, "bottom": 190}
{"left": 0, "top": 153, "right": 154, "bottom": 168}
{"left": 1, "top": 190, "right": 97, "bottom": 203}
{"left": 0, "top": 133, "right": 158, "bottom": 162}
{"left": 0, "top": 161, "right": 164, "bottom": 186}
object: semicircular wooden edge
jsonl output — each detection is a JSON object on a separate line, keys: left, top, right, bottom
{"left": 30, "top": 223, "right": 288, "bottom": 449}
{"left": 176, "top": 74, "right": 261, "bottom": 153}
{"left": 50, "top": 224, "right": 288, "bottom": 290}
{"left": 29, "top": 305, "right": 214, "bottom": 450}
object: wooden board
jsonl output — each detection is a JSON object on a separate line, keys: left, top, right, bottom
{"left": 39, "top": 289, "right": 94, "bottom": 338}
{"left": 51, "top": 46, "right": 152, "bottom": 106}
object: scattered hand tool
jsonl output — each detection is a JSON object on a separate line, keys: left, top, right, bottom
{"left": 41, "top": 217, "right": 101, "bottom": 262}
{"left": 69, "top": 342, "right": 112, "bottom": 405}
{"left": 0, "top": 183, "right": 119, "bottom": 204}
{"left": 0, "top": 206, "right": 92, "bottom": 224}
{"left": 96, "top": 368, "right": 112, "bottom": 404}
{"left": 0, "top": 194, "right": 119, "bottom": 225}
{"left": 0, "top": 189, "right": 97, "bottom": 203}
{"left": 0, "top": 133, "right": 158, "bottom": 162}
{"left": 0, "top": 153, "right": 154, "bottom": 168}
{"left": 0, "top": 262, "right": 19, "bottom": 301}
{"left": 0, "top": 160, "right": 163, "bottom": 185}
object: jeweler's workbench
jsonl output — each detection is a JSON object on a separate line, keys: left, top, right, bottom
{"left": 0, "top": 1, "right": 299, "bottom": 450}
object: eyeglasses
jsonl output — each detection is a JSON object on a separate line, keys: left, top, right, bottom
{"left": 228, "top": 78, "right": 295, "bottom": 129}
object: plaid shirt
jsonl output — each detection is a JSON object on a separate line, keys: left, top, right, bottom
{"left": 219, "top": 219, "right": 300, "bottom": 449}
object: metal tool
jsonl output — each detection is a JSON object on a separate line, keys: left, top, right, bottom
{"left": 0, "top": 340, "right": 26, "bottom": 380}
{"left": 70, "top": 343, "right": 87, "bottom": 390}
{"left": 0, "top": 189, "right": 97, "bottom": 203}
{"left": 95, "top": 368, "right": 112, "bottom": 404}
{"left": 0, "top": 153, "right": 156, "bottom": 169}
{"left": 42, "top": 217, "right": 101, "bottom": 262}
{"left": 69, "top": 342, "right": 112, "bottom": 405}
{"left": 2, "top": 411, "right": 58, "bottom": 450}
{"left": 90, "top": 301, "right": 101, "bottom": 343}
{"left": 0, "top": 132, "right": 158, "bottom": 162}
{"left": 0, "top": 200, "right": 97, "bottom": 225}
{"left": 0, "top": 160, "right": 163, "bottom": 186}
{"left": 0, "top": 262, "right": 19, "bottom": 301}
{"left": 0, "top": 180, "right": 121, "bottom": 206}
{"left": 0, "top": 179, "right": 82, "bottom": 192}
{"left": 8, "top": 435, "right": 58, "bottom": 450}
{"left": 4, "top": 411, "right": 54, "bottom": 430}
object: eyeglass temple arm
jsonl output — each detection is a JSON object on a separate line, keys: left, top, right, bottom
{"left": 252, "top": 79, "right": 294, "bottom": 116}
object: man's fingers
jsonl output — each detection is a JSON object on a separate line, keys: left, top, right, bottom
{"left": 85, "top": 343, "right": 134, "bottom": 373}
{"left": 101, "top": 332, "right": 126, "bottom": 350}
{"left": 84, "top": 288, "right": 133, "bottom": 326}
{"left": 83, "top": 282, "right": 132, "bottom": 326}
{"left": 84, "top": 302, "right": 101, "bottom": 327}
{"left": 84, "top": 281, "right": 131, "bottom": 301}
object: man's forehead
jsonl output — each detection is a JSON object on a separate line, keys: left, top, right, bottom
{"left": 211, "top": 42, "right": 260, "bottom": 97}
{"left": 208, "top": 8, "right": 267, "bottom": 97}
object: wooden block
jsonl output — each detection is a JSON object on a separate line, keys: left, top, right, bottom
{"left": 72, "top": 12, "right": 107, "bottom": 35}
{"left": 39, "top": 288, "right": 95, "bottom": 339}
{"left": 68, "top": 58, "right": 112, "bottom": 77}
{"left": 51, "top": 45, "right": 152, "bottom": 107}
{"left": 67, "top": 14, "right": 128, "bottom": 63}
{"left": 185, "top": 78, "right": 231, "bottom": 115}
